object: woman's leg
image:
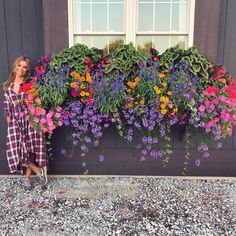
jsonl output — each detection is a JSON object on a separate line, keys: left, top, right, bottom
{"left": 25, "top": 166, "right": 32, "bottom": 180}
{"left": 28, "top": 162, "right": 41, "bottom": 174}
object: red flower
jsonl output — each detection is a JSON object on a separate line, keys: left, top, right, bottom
{"left": 35, "top": 66, "right": 45, "bottom": 74}
{"left": 203, "top": 86, "right": 220, "bottom": 96}
{"left": 19, "top": 82, "right": 34, "bottom": 94}
{"left": 226, "top": 81, "right": 236, "bottom": 100}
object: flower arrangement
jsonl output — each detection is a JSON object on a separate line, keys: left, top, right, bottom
{"left": 20, "top": 43, "right": 236, "bottom": 171}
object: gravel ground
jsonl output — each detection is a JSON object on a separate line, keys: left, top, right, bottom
{"left": 0, "top": 176, "right": 235, "bottom": 236}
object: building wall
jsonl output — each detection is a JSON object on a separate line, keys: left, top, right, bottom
{"left": 0, "top": 0, "right": 44, "bottom": 173}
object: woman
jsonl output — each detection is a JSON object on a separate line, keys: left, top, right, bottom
{"left": 3, "top": 56, "right": 47, "bottom": 189}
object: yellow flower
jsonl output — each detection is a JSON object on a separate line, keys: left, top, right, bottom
{"left": 85, "top": 92, "right": 90, "bottom": 96}
{"left": 80, "top": 91, "right": 86, "bottom": 97}
{"left": 161, "top": 109, "right": 167, "bottom": 115}
{"left": 160, "top": 103, "right": 166, "bottom": 109}
{"left": 162, "top": 82, "right": 167, "bottom": 87}
{"left": 159, "top": 73, "right": 165, "bottom": 78}
{"left": 173, "top": 107, "right": 178, "bottom": 113}
{"left": 154, "top": 86, "right": 161, "bottom": 94}
{"left": 80, "top": 84, "right": 86, "bottom": 89}
{"left": 168, "top": 103, "right": 173, "bottom": 108}
{"left": 167, "top": 91, "right": 172, "bottom": 95}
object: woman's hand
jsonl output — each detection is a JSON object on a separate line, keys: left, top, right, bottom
{"left": 6, "top": 116, "right": 11, "bottom": 124}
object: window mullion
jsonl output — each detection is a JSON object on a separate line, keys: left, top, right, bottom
{"left": 125, "top": 0, "right": 136, "bottom": 45}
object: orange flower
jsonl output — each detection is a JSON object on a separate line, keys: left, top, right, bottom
{"left": 161, "top": 109, "right": 167, "bottom": 115}
{"left": 127, "top": 81, "right": 137, "bottom": 89}
{"left": 70, "top": 82, "right": 78, "bottom": 89}
{"left": 134, "top": 76, "right": 140, "bottom": 83}
{"left": 85, "top": 92, "right": 90, "bottom": 96}
{"left": 140, "top": 100, "right": 144, "bottom": 105}
{"left": 127, "top": 88, "right": 131, "bottom": 93}
{"left": 127, "top": 102, "right": 133, "bottom": 108}
{"left": 85, "top": 73, "right": 93, "bottom": 83}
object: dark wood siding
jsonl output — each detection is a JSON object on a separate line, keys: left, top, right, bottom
{"left": 0, "top": 0, "right": 44, "bottom": 173}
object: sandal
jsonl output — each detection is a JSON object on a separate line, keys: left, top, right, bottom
{"left": 23, "top": 178, "right": 31, "bottom": 190}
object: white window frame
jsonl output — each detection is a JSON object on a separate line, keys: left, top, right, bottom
{"left": 68, "top": 0, "right": 195, "bottom": 49}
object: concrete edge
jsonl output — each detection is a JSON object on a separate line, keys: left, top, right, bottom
{"left": 0, "top": 175, "right": 236, "bottom": 181}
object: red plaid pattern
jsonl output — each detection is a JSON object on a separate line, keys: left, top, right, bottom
{"left": 4, "top": 85, "right": 47, "bottom": 173}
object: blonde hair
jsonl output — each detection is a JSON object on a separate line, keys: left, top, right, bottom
{"left": 3, "top": 56, "right": 30, "bottom": 92}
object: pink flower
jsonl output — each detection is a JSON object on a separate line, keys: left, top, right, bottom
{"left": 27, "top": 94, "right": 33, "bottom": 101}
{"left": 29, "top": 107, "right": 35, "bottom": 115}
{"left": 34, "top": 117, "right": 39, "bottom": 123}
{"left": 199, "top": 105, "right": 205, "bottom": 112}
{"left": 204, "top": 100, "right": 210, "bottom": 106}
{"left": 213, "top": 99, "right": 219, "bottom": 105}
{"left": 25, "top": 115, "right": 30, "bottom": 121}
{"left": 220, "top": 96, "right": 227, "bottom": 102}
{"left": 58, "top": 120, "right": 63, "bottom": 126}
{"left": 71, "top": 90, "right": 78, "bottom": 97}
{"left": 209, "top": 104, "right": 215, "bottom": 110}
{"left": 40, "top": 118, "right": 46, "bottom": 124}
{"left": 46, "top": 111, "right": 53, "bottom": 118}
{"left": 56, "top": 106, "right": 62, "bottom": 112}
{"left": 19, "top": 112, "right": 24, "bottom": 118}
{"left": 39, "top": 109, "right": 46, "bottom": 115}
{"left": 55, "top": 112, "right": 61, "bottom": 118}
{"left": 87, "top": 98, "right": 94, "bottom": 106}
{"left": 29, "top": 123, "right": 33, "bottom": 128}
{"left": 35, "top": 97, "right": 41, "bottom": 103}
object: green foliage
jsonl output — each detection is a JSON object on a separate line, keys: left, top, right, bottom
{"left": 159, "top": 46, "right": 212, "bottom": 85}
{"left": 105, "top": 43, "right": 148, "bottom": 79}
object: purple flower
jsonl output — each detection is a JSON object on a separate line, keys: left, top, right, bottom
{"left": 142, "top": 149, "right": 147, "bottom": 155}
{"left": 195, "top": 159, "right": 201, "bottom": 167}
{"left": 140, "top": 156, "right": 146, "bottom": 161}
{"left": 99, "top": 154, "right": 105, "bottom": 162}
{"left": 61, "top": 148, "right": 66, "bottom": 156}
{"left": 203, "top": 152, "right": 210, "bottom": 158}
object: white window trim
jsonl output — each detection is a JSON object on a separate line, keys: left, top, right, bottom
{"left": 68, "top": 0, "right": 195, "bottom": 49}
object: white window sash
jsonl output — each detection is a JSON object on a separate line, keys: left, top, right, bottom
{"left": 68, "top": 0, "right": 195, "bottom": 48}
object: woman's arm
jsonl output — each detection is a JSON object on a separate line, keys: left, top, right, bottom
{"left": 4, "top": 93, "right": 12, "bottom": 123}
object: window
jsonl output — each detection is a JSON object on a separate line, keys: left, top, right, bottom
{"left": 68, "top": 0, "right": 195, "bottom": 54}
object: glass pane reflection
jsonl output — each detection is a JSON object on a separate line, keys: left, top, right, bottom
{"left": 74, "top": 36, "right": 124, "bottom": 54}
{"left": 137, "top": 36, "right": 186, "bottom": 54}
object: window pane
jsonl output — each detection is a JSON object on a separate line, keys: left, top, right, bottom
{"left": 109, "top": 4, "right": 124, "bottom": 32}
{"left": 137, "top": 36, "right": 186, "bottom": 54}
{"left": 155, "top": 3, "right": 170, "bottom": 31}
{"left": 74, "top": 36, "right": 124, "bottom": 54}
{"left": 92, "top": 4, "right": 107, "bottom": 31}
{"left": 75, "top": 4, "right": 91, "bottom": 32}
{"left": 74, "top": 0, "right": 124, "bottom": 32}
{"left": 138, "top": 3, "right": 153, "bottom": 32}
{"left": 138, "top": 0, "right": 188, "bottom": 32}
{"left": 172, "top": 3, "right": 187, "bottom": 31}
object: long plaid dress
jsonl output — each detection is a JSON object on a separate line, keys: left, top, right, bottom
{"left": 4, "top": 84, "right": 47, "bottom": 173}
